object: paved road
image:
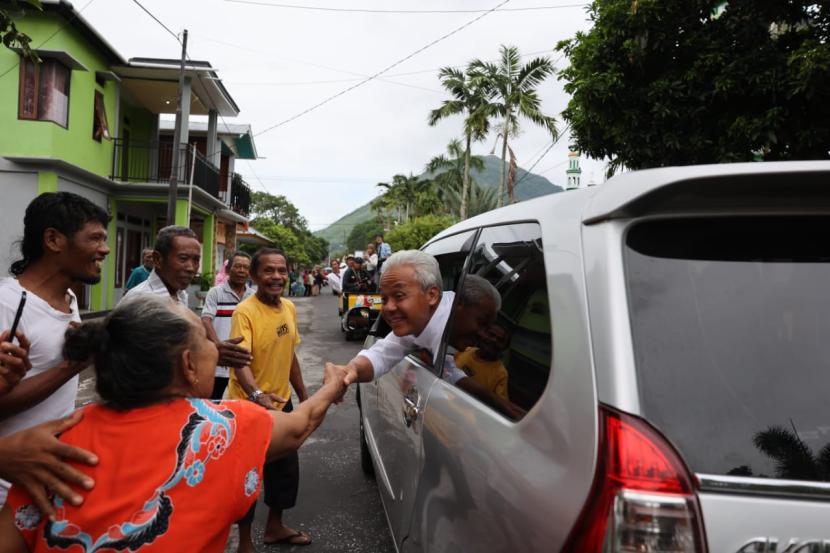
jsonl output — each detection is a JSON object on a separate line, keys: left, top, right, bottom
{"left": 77, "top": 293, "right": 395, "bottom": 553}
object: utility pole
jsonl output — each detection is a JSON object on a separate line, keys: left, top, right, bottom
{"left": 166, "top": 29, "right": 189, "bottom": 226}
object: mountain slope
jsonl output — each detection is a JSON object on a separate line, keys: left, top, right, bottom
{"left": 315, "top": 155, "right": 563, "bottom": 250}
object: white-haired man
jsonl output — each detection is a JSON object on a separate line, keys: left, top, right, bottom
{"left": 337, "top": 251, "right": 525, "bottom": 419}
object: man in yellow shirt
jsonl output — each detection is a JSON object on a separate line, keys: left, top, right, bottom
{"left": 455, "top": 322, "right": 511, "bottom": 401}
{"left": 229, "top": 247, "right": 311, "bottom": 550}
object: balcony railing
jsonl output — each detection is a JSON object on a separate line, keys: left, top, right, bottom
{"left": 111, "top": 138, "right": 220, "bottom": 200}
{"left": 230, "top": 174, "right": 252, "bottom": 217}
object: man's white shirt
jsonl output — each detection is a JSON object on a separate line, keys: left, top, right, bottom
{"left": 0, "top": 278, "right": 81, "bottom": 505}
{"left": 201, "top": 281, "right": 254, "bottom": 378}
{"left": 357, "top": 291, "right": 466, "bottom": 383}
{"left": 327, "top": 272, "right": 342, "bottom": 294}
{"left": 127, "top": 269, "right": 188, "bottom": 306}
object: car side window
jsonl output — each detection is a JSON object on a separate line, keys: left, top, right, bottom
{"left": 443, "top": 223, "right": 551, "bottom": 421}
{"left": 416, "top": 231, "right": 477, "bottom": 375}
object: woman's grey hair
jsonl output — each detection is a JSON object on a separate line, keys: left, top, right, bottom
{"left": 380, "top": 250, "right": 442, "bottom": 291}
{"left": 459, "top": 275, "right": 502, "bottom": 311}
{"left": 155, "top": 225, "right": 198, "bottom": 258}
{"left": 63, "top": 294, "right": 195, "bottom": 410}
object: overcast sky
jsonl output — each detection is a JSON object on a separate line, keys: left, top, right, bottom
{"left": 84, "top": 0, "right": 605, "bottom": 231}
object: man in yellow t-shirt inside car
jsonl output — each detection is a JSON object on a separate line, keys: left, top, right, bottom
{"left": 455, "top": 322, "right": 511, "bottom": 401}
{"left": 228, "top": 247, "right": 312, "bottom": 550}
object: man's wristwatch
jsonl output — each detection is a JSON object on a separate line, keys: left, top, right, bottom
{"left": 248, "top": 389, "right": 264, "bottom": 402}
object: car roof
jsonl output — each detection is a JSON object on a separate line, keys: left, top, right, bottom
{"left": 428, "top": 161, "right": 830, "bottom": 244}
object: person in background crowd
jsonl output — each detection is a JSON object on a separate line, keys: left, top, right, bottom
{"left": 341, "top": 255, "right": 355, "bottom": 291}
{"left": 214, "top": 258, "right": 230, "bottom": 287}
{"left": 124, "top": 248, "right": 154, "bottom": 291}
{"left": 313, "top": 267, "right": 324, "bottom": 296}
{"left": 302, "top": 270, "right": 312, "bottom": 297}
{"left": 0, "top": 294, "right": 347, "bottom": 552}
{"left": 0, "top": 192, "right": 110, "bottom": 509}
{"left": 130, "top": 226, "right": 252, "bottom": 372}
{"left": 375, "top": 233, "right": 392, "bottom": 273}
{"left": 365, "top": 243, "right": 378, "bottom": 277}
{"left": 201, "top": 251, "right": 255, "bottom": 400}
{"left": 228, "top": 248, "right": 313, "bottom": 549}
{"left": 327, "top": 259, "right": 342, "bottom": 296}
{"left": 342, "top": 257, "right": 374, "bottom": 294}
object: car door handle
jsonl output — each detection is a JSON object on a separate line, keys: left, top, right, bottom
{"left": 403, "top": 394, "right": 420, "bottom": 427}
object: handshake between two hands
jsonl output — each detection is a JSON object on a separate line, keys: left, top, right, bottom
{"left": 322, "top": 362, "right": 359, "bottom": 404}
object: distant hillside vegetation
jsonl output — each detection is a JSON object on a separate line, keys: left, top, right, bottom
{"left": 315, "top": 155, "right": 563, "bottom": 251}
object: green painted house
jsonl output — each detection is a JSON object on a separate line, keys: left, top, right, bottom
{"left": 0, "top": 0, "right": 257, "bottom": 312}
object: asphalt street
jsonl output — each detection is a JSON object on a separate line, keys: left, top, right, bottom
{"left": 76, "top": 292, "right": 395, "bottom": 553}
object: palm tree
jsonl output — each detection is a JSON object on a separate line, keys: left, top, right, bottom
{"left": 450, "top": 181, "right": 497, "bottom": 218}
{"left": 470, "top": 45, "right": 558, "bottom": 206}
{"left": 428, "top": 67, "right": 491, "bottom": 219}
{"left": 425, "top": 139, "right": 485, "bottom": 218}
{"left": 374, "top": 173, "right": 435, "bottom": 224}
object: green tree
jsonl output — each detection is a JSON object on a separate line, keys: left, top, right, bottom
{"left": 1, "top": 1, "right": 41, "bottom": 58}
{"left": 250, "top": 191, "right": 308, "bottom": 233}
{"left": 428, "top": 67, "right": 491, "bottom": 219}
{"left": 248, "top": 191, "right": 328, "bottom": 265}
{"left": 347, "top": 217, "right": 385, "bottom": 253}
{"left": 372, "top": 173, "right": 438, "bottom": 224}
{"left": 425, "top": 138, "right": 485, "bottom": 219}
{"left": 249, "top": 219, "right": 309, "bottom": 266}
{"left": 470, "top": 45, "right": 558, "bottom": 206}
{"left": 557, "top": 1, "right": 830, "bottom": 172}
{"left": 385, "top": 214, "right": 456, "bottom": 251}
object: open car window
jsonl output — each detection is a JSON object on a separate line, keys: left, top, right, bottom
{"left": 442, "top": 223, "right": 551, "bottom": 421}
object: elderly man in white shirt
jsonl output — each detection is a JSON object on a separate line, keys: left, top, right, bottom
{"left": 128, "top": 225, "right": 199, "bottom": 306}
{"left": 130, "top": 225, "right": 252, "bottom": 370}
{"left": 338, "top": 251, "right": 515, "bottom": 410}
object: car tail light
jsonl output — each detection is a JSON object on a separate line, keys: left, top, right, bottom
{"left": 562, "top": 405, "right": 707, "bottom": 552}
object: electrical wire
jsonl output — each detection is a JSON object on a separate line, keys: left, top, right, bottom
{"left": 224, "top": 0, "right": 586, "bottom": 14}
{"left": 130, "top": 0, "right": 272, "bottom": 198}
{"left": 511, "top": 122, "right": 571, "bottom": 192}
{"left": 0, "top": 0, "right": 100, "bottom": 80}
{"left": 130, "top": 0, "right": 180, "bottom": 42}
{"left": 254, "top": 0, "right": 514, "bottom": 136}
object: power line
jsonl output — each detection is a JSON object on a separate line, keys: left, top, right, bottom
{"left": 130, "top": 0, "right": 180, "bottom": 42}
{"left": 254, "top": 0, "right": 514, "bottom": 137}
{"left": 512, "top": 122, "right": 571, "bottom": 191}
{"left": 223, "top": 48, "right": 557, "bottom": 87}
{"left": 224, "top": 0, "right": 587, "bottom": 14}
{"left": 130, "top": 0, "right": 271, "bottom": 199}
{"left": 0, "top": 0, "right": 100, "bottom": 80}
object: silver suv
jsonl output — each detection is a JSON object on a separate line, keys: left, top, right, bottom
{"left": 357, "top": 161, "right": 830, "bottom": 553}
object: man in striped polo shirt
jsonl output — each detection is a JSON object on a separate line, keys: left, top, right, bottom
{"left": 201, "top": 251, "right": 255, "bottom": 399}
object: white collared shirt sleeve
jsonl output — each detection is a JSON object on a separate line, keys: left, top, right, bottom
{"left": 358, "top": 333, "right": 411, "bottom": 380}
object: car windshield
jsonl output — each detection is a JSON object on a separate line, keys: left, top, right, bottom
{"left": 625, "top": 216, "right": 830, "bottom": 482}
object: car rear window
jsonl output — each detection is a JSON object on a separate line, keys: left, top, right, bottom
{"left": 625, "top": 216, "right": 830, "bottom": 482}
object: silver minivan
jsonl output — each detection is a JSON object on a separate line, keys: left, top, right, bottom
{"left": 356, "top": 161, "right": 830, "bottom": 553}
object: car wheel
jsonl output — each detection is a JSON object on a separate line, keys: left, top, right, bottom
{"left": 345, "top": 330, "right": 355, "bottom": 341}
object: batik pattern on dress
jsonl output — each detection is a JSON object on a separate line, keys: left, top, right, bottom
{"left": 244, "top": 468, "right": 260, "bottom": 497}
{"left": 14, "top": 504, "right": 41, "bottom": 531}
{"left": 42, "top": 399, "right": 237, "bottom": 552}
